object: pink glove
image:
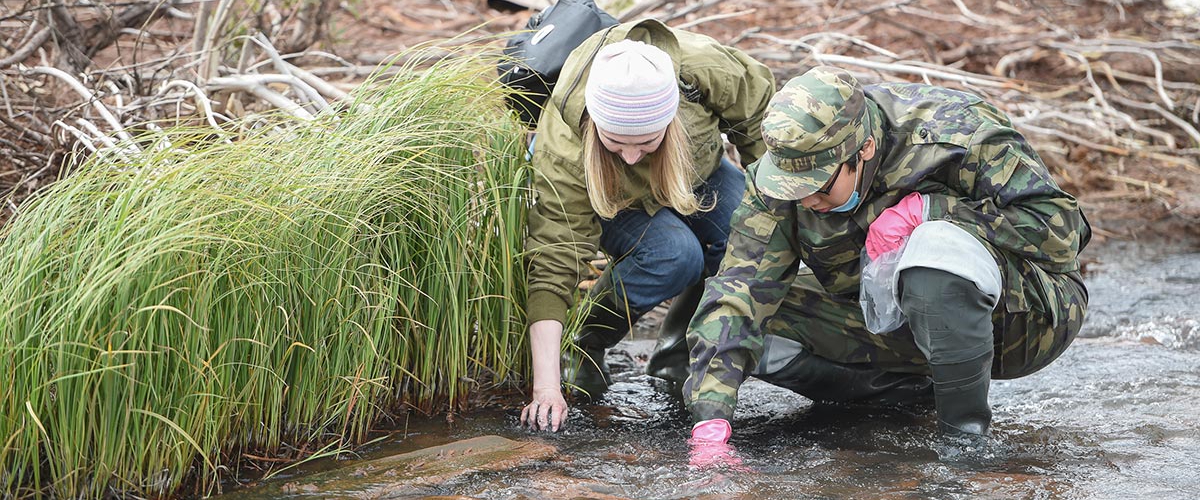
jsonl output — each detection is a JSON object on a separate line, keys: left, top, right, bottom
{"left": 692, "top": 418, "right": 732, "bottom": 443}
{"left": 865, "top": 192, "right": 925, "bottom": 260}
{"left": 688, "top": 419, "right": 747, "bottom": 470}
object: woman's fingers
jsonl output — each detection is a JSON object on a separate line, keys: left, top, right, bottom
{"left": 548, "top": 403, "right": 563, "bottom": 432}
{"left": 538, "top": 401, "right": 552, "bottom": 430}
{"left": 519, "top": 390, "right": 569, "bottom": 432}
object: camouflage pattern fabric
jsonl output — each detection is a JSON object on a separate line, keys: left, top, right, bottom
{"left": 754, "top": 67, "right": 873, "bottom": 200}
{"left": 683, "top": 76, "right": 1092, "bottom": 423}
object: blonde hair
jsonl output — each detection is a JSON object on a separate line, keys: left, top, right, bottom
{"left": 583, "top": 116, "right": 711, "bottom": 219}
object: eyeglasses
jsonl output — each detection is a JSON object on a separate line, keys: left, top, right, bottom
{"left": 814, "top": 152, "right": 859, "bottom": 196}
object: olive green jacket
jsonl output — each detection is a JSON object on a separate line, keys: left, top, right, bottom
{"left": 525, "top": 19, "right": 775, "bottom": 325}
{"left": 683, "top": 83, "right": 1092, "bottom": 421}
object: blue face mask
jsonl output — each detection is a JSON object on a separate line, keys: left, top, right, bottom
{"left": 828, "top": 166, "right": 863, "bottom": 213}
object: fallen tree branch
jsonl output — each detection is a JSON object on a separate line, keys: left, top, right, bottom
{"left": 248, "top": 33, "right": 330, "bottom": 111}
{"left": 618, "top": 0, "right": 672, "bottom": 22}
{"left": 674, "top": 9, "right": 757, "bottom": 31}
{"left": 1110, "top": 94, "right": 1200, "bottom": 147}
{"left": 83, "top": 0, "right": 177, "bottom": 57}
{"left": 748, "top": 32, "right": 901, "bottom": 60}
{"left": 1018, "top": 122, "right": 1131, "bottom": 155}
{"left": 27, "top": 66, "right": 137, "bottom": 146}
{"left": 159, "top": 79, "right": 226, "bottom": 130}
{"left": 52, "top": 119, "right": 99, "bottom": 154}
{"left": 661, "top": 0, "right": 723, "bottom": 23}
{"left": 758, "top": 0, "right": 918, "bottom": 32}
{"left": 0, "top": 112, "right": 54, "bottom": 148}
{"left": 0, "top": 27, "right": 51, "bottom": 69}
{"left": 207, "top": 75, "right": 314, "bottom": 120}
{"left": 949, "top": 0, "right": 1008, "bottom": 27}
{"left": 812, "top": 54, "right": 1020, "bottom": 90}
{"left": 1102, "top": 173, "right": 1176, "bottom": 197}
{"left": 1044, "top": 40, "right": 1175, "bottom": 109}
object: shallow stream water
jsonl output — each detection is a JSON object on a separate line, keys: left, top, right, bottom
{"left": 222, "top": 240, "right": 1200, "bottom": 499}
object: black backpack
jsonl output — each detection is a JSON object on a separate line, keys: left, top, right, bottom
{"left": 498, "top": 0, "right": 619, "bottom": 127}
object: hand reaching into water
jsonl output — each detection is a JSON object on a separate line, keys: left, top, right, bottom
{"left": 688, "top": 419, "right": 748, "bottom": 470}
{"left": 520, "top": 386, "right": 568, "bottom": 432}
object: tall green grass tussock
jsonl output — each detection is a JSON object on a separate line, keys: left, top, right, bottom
{"left": 0, "top": 52, "right": 531, "bottom": 498}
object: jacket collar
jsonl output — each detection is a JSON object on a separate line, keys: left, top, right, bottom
{"left": 861, "top": 101, "right": 887, "bottom": 196}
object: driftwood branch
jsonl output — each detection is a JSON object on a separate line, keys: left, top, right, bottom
{"left": 27, "top": 65, "right": 136, "bottom": 145}
{"left": 0, "top": 27, "right": 52, "bottom": 69}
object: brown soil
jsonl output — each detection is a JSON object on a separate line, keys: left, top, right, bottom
{"left": 3, "top": 0, "right": 1199, "bottom": 248}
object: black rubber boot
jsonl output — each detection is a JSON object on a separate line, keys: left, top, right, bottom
{"left": 561, "top": 273, "right": 641, "bottom": 400}
{"left": 899, "top": 267, "right": 997, "bottom": 437}
{"left": 755, "top": 348, "right": 933, "bottom": 406}
{"left": 645, "top": 280, "right": 704, "bottom": 385}
{"left": 929, "top": 353, "right": 993, "bottom": 436}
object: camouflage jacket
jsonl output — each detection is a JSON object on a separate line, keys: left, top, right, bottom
{"left": 525, "top": 20, "right": 775, "bottom": 326}
{"left": 684, "top": 83, "right": 1092, "bottom": 422}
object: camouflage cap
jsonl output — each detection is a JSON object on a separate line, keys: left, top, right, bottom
{"left": 754, "top": 66, "right": 872, "bottom": 200}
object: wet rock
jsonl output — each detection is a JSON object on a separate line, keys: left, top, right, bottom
{"left": 965, "top": 471, "right": 1067, "bottom": 497}
{"left": 224, "top": 435, "right": 555, "bottom": 499}
{"left": 468, "top": 470, "right": 631, "bottom": 499}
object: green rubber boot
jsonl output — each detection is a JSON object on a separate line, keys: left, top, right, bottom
{"left": 561, "top": 273, "right": 641, "bottom": 400}
{"left": 645, "top": 280, "right": 705, "bottom": 385}
{"left": 899, "top": 267, "right": 998, "bottom": 437}
{"left": 754, "top": 348, "right": 933, "bottom": 406}
{"left": 930, "top": 353, "right": 993, "bottom": 436}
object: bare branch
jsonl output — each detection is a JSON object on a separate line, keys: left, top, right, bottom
{"left": 207, "top": 75, "right": 314, "bottom": 120}
{"left": 812, "top": 54, "right": 1019, "bottom": 90}
{"left": 674, "top": 9, "right": 757, "bottom": 31}
{"left": 618, "top": 0, "right": 674, "bottom": 22}
{"left": 1045, "top": 40, "right": 1175, "bottom": 109}
{"left": 1111, "top": 94, "right": 1200, "bottom": 147}
{"left": 0, "top": 112, "right": 54, "bottom": 147}
{"left": 0, "top": 27, "right": 51, "bottom": 69}
{"left": 159, "top": 79, "right": 226, "bottom": 130}
{"left": 27, "top": 66, "right": 137, "bottom": 145}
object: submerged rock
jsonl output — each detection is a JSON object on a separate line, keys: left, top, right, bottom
{"left": 225, "top": 435, "right": 556, "bottom": 498}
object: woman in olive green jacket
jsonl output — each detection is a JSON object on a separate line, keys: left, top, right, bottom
{"left": 519, "top": 19, "right": 774, "bottom": 432}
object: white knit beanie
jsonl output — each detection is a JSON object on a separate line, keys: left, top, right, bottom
{"left": 584, "top": 40, "right": 680, "bottom": 136}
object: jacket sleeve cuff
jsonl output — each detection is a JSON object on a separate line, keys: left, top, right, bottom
{"left": 924, "top": 192, "right": 951, "bottom": 222}
{"left": 526, "top": 289, "right": 570, "bottom": 326}
{"left": 688, "top": 400, "right": 734, "bottom": 424}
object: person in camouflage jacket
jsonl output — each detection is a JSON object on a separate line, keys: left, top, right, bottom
{"left": 684, "top": 66, "right": 1090, "bottom": 449}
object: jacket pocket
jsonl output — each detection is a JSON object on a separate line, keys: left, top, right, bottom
{"left": 1002, "top": 260, "right": 1059, "bottom": 327}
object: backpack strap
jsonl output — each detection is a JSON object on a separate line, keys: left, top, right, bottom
{"left": 679, "top": 72, "right": 704, "bottom": 104}
{"left": 558, "top": 24, "right": 618, "bottom": 119}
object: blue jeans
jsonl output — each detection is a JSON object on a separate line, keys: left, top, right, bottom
{"left": 598, "top": 157, "right": 745, "bottom": 314}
